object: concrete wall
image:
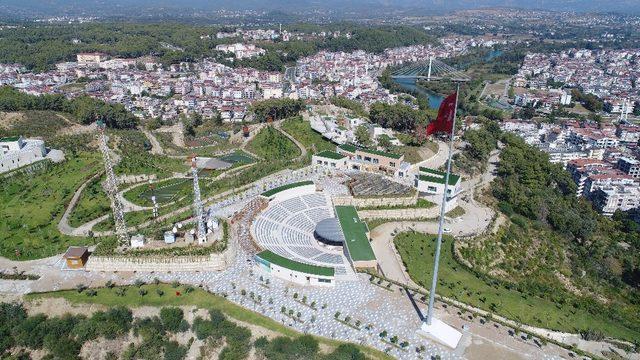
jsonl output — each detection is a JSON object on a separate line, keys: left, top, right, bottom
{"left": 268, "top": 184, "right": 316, "bottom": 202}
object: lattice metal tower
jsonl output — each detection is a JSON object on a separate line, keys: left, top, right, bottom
{"left": 191, "top": 156, "right": 207, "bottom": 243}
{"left": 97, "top": 121, "right": 129, "bottom": 247}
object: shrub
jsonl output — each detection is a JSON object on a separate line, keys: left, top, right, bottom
{"left": 160, "top": 307, "right": 185, "bottom": 332}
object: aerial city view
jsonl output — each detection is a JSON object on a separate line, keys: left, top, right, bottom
{"left": 0, "top": 0, "right": 639, "bottom": 359}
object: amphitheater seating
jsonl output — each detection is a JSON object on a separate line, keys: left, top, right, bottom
{"left": 252, "top": 192, "right": 352, "bottom": 276}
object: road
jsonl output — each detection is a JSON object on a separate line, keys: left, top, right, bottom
{"left": 370, "top": 149, "right": 500, "bottom": 283}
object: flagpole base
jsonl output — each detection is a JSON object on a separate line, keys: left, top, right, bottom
{"left": 417, "top": 317, "right": 462, "bottom": 349}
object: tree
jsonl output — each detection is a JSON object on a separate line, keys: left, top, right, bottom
{"left": 354, "top": 125, "right": 372, "bottom": 147}
{"left": 377, "top": 134, "right": 393, "bottom": 151}
{"left": 160, "top": 307, "right": 185, "bottom": 332}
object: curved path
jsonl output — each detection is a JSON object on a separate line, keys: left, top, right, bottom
{"left": 141, "top": 128, "right": 164, "bottom": 155}
{"left": 412, "top": 139, "right": 447, "bottom": 171}
{"left": 57, "top": 171, "right": 104, "bottom": 236}
{"left": 370, "top": 149, "right": 500, "bottom": 282}
{"left": 273, "top": 120, "right": 307, "bottom": 162}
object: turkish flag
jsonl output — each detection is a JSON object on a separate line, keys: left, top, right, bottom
{"left": 426, "top": 92, "right": 457, "bottom": 136}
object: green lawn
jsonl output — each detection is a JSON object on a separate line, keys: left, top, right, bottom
{"left": 0, "top": 152, "right": 101, "bottom": 259}
{"left": 26, "top": 284, "right": 390, "bottom": 360}
{"left": 123, "top": 177, "right": 193, "bottom": 207}
{"left": 247, "top": 125, "right": 300, "bottom": 160}
{"left": 394, "top": 232, "right": 640, "bottom": 342}
{"left": 281, "top": 116, "right": 336, "bottom": 159}
{"left": 218, "top": 150, "right": 255, "bottom": 164}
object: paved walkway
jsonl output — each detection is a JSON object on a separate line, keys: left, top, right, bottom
{"left": 412, "top": 140, "right": 448, "bottom": 171}
{"left": 141, "top": 128, "right": 164, "bottom": 155}
{"left": 57, "top": 171, "right": 104, "bottom": 236}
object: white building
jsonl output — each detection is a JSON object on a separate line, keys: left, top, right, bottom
{"left": 255, "top": 250, "right": 335, "bottom": 287}
{"left": 414, "top": 167, "right": 462, "bottom": 200}
{"left": 0, "top": 136, "right": 47, "bottom": 173}
{"left": 312, "top": 150, "right": 348, "bottom": 170}
{"left": 617, "top": 157, "right": 640, "bottom": 178}
{"left": 591, "top": 184, "right": 640, "bottom": 216}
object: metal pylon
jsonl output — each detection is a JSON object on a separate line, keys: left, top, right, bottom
{"left": 191, "top": 156, "right": 207, "bottom": 243}
{"left": 97, "top": 122, "right": 129, "bottom": 247}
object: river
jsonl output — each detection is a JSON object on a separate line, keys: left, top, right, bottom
{"left": 392, "top": 77, "right": 444, "bottom": 109}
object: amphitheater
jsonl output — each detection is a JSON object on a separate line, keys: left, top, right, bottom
{"left": 251, "top": 186, "right": 359, "bottom": 281}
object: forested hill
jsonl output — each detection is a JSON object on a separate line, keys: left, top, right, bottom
{"left": 0, "top": 23, "right": 434, "bottom": 72}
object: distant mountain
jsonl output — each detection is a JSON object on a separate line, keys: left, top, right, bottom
{"left": 1, "top": 0, "right": 639, "bottom": 18}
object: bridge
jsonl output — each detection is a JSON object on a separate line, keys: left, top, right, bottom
{"left": 390, "top": 57, "right": 469, "bottom": 82}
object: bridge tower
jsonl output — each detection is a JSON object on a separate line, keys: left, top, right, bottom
{"left": 97, "top": 121, "right": 129, "bottom": 247}
{"left": 190, "top": 156, "right": 207, "bottom": 244}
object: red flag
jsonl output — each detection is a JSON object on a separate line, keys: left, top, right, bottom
{"left": 426, "top": 92, "right": 457, "bottom": 136}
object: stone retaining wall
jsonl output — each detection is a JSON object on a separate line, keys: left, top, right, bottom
{"left": 86, "top": 252, "right": 230, "bottom": 272}
{"left": 332, "top": 195, "right": 417, "bottom": 208}
{"left": 358, "top": 207, "right": 439, "bottom": 220}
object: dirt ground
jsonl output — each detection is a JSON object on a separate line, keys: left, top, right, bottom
{"left": 0, "top": 111, "right": 25, "bottom": 129}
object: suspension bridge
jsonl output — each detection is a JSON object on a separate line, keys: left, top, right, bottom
{"left": 390, "top": 57, "right": 469, "bottom": 82}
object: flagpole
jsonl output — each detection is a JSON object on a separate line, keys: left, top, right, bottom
{"left": 425, "top": 82, "right": 460, "bottom": 326}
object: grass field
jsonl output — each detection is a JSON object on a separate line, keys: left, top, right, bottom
{"left": 247, "top": 125, "right": 300, "bottom": 160}
{"left": 26, "top": 284, "right": 391, "bottom": 360}
{"left": 281, "top": 116, "right": 335, "bottom": 160}
{"left": 394, "top": 231, "right": 640, "bottom": 342}
{"left": 123, "top": 177, "right": 193, "bottom": 207}
{"left": 0, "top": 152, "right": 101, "bottom": 259}
{"left": 218, "top": 149, "right": 255, "bottom": 164}
{"left": 67, "top": 174, "right": 111, "bottom": 228}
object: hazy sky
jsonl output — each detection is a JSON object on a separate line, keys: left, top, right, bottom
{"left": 2, "top": 0, "right": 639, "bottom": 16}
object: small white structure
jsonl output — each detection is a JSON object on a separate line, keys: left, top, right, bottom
{"left": 414, "top": 167, "right": 462, "bottom": 199}
{"left": 418, "top": 318, "right": 463, "bottom": 349}
{"left": 130, "top": 234, "right": 145, "bottom": 248}
{"left": 163, "top": 231, "right": 176, "bottom": 244}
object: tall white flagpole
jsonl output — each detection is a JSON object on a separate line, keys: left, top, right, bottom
{"left": 425, "top": 82, "right": 460, "bottom": 325}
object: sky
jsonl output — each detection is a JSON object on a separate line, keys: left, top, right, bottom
{"left": 2, "top": 0, "right": 639, "bottom": 17}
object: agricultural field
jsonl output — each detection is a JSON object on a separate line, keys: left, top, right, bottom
{"left": 394, "top": 231, "right": 640, "bottom": 342}
{"left": 0, "top": 152, "right": 101, "bottom": 259}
